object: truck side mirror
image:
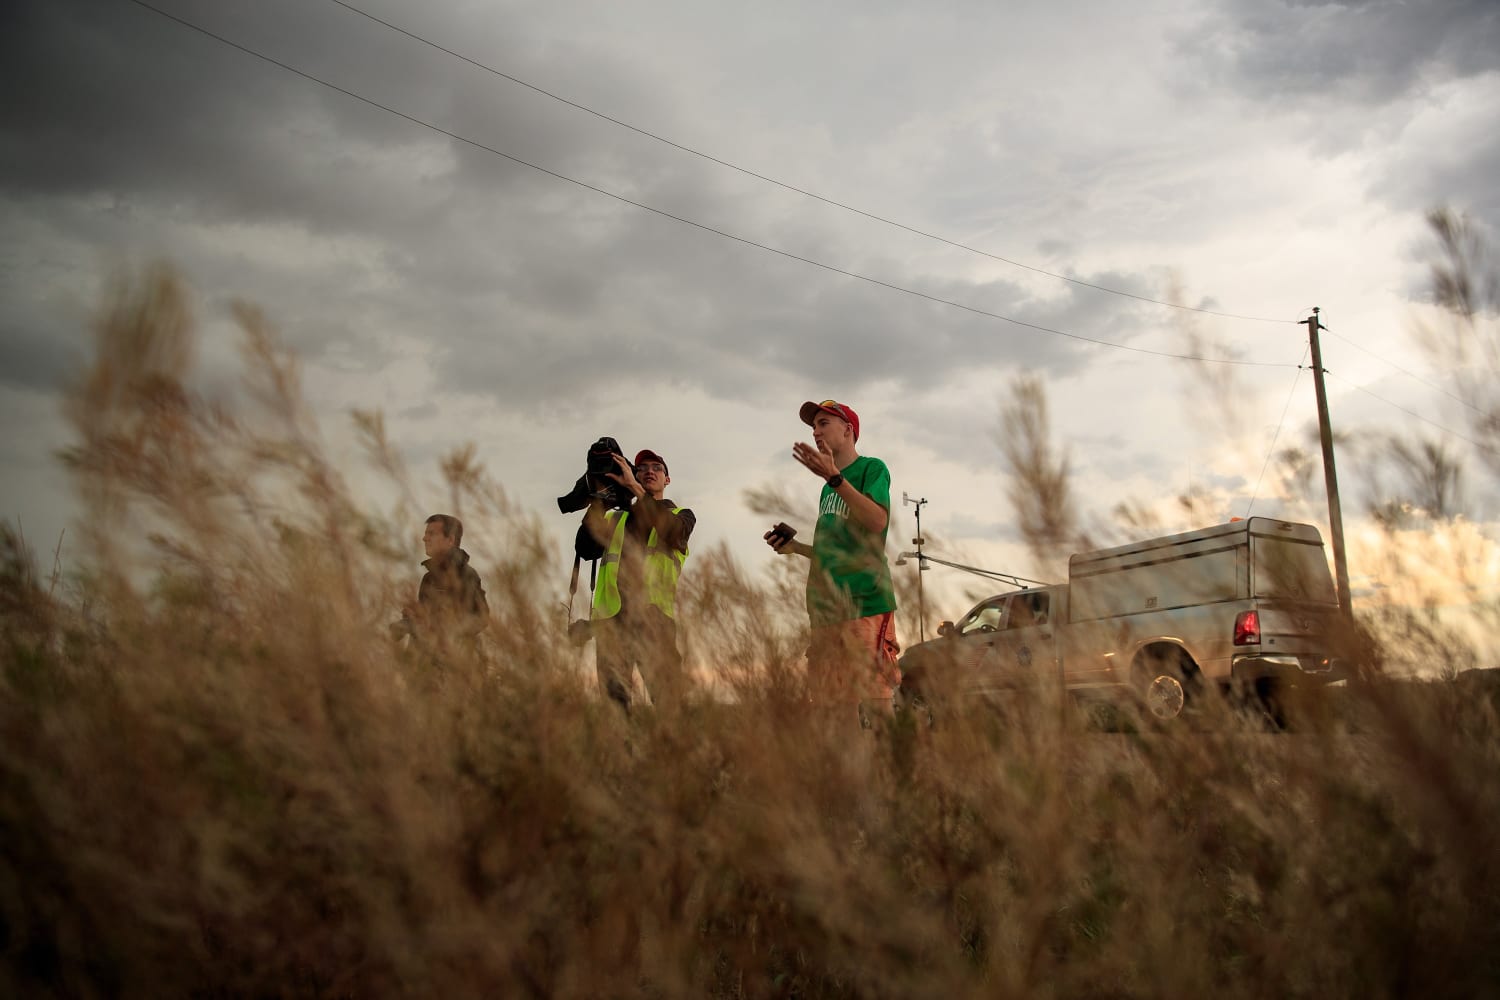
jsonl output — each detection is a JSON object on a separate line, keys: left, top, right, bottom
{"left": 938, "top": 621, "right": 955, "bottom": 638}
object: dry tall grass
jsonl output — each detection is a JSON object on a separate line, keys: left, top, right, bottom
{"left": 2, "top": 262, "right": 1499, "bottom": 998}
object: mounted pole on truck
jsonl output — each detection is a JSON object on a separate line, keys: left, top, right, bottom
{"left": 1305, "top": 307, "right": 1354, "bottom": 623}
{"left": 903, "top": 492, "right": 929, "bottom": 642}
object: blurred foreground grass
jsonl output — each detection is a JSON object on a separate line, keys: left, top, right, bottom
{"left": 2, "top": 266, "right": 1499, "bottom": 998}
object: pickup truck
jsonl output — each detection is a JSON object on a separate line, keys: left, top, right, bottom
{"left": 897, "top": 517, "right": 1348, "bottom": 719}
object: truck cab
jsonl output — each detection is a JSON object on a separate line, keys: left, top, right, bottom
{"left": 900, "top": 584, "right": 1067, "bottom": 701}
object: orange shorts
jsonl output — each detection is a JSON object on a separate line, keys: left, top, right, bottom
{"left": 807, "top": 612, "right": 901, "bottom": 704}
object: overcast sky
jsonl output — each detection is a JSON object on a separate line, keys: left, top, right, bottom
{"left": 3, "top": 0, "right": 1498, "bottom": 617}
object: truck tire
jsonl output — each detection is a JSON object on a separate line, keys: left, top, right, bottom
{"left": 894, "top": 684, "right": 934, "bottom": 729}
{"left": 1133, "top": 648, "right": 1198, "bottom": 721}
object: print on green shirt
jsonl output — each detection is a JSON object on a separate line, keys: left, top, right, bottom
{"left": 806, "top": 454, "right": 898, "bottom": 626}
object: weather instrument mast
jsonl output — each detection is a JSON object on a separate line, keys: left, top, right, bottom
{"left": 901, "top": 492, "right": 929, "bottom": 642}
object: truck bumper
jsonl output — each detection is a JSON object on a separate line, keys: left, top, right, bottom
{"left": 1231, "top": 653, "right": 1346, "bottom": 684}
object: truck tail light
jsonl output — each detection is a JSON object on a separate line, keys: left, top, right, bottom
{"left": 1234, "top": 610, "right": 1261, "bottom": 646}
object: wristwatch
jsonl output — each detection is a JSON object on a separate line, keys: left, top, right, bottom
{"left": 826, "top": 473, "right": 844, "bottom": 489}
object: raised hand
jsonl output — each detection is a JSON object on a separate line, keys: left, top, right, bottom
{"left": 792, "top": 439, "right": 838, "bottom": 480}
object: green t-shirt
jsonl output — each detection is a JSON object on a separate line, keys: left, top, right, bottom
{"left": 807, "top": 454, "right": 897, "bottom": 626}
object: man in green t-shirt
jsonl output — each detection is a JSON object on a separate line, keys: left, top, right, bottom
{"left": 764, "top": 399, "right": 900, "bottom": 714}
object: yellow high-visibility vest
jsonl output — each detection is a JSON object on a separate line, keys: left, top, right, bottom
{"left": 592, "top": 508, "right": 689, "bottom": 619}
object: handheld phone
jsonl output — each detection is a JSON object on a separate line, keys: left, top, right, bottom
{"left": 766, "top": 522, "right": 797, "bottom": 546}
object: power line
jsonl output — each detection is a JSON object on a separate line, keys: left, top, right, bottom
{"left": 1244, "top": 350, "right": 1307, "bottom": 518}
{"left": 329, "top": 0, "right": 1291, "bottom": 326}
{"left": 126, "top": 0, "right": 1298, "bottom": 369}
{"left": 1324, "top": 327, "right": 1484, "bottom": 416}
{"left": 1325, "top": 370, "right": 1495, "bottom": 456}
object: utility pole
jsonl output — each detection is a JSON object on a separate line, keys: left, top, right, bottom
{"left": 902, "top": 493, "right": 929, "bottom": 641}
{"left": 1305, "top": 307, "right": 1354, "bottom": 621}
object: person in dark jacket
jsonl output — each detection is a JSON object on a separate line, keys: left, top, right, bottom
{"left": 392, "top": 514, "right": 489, "bottom": 658}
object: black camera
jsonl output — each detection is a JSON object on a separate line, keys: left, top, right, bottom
{"left": 557, "top": 436, "right": 632, "bottom": 513}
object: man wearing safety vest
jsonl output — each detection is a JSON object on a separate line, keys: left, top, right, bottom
{"left": 578, "top": 449, "right": 696, "bottom": 714}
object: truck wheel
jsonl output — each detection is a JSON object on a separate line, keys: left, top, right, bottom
{"left": 1145, "top": 674, "right": 1186, "bottom": 719}
{"left": 1252, "top": 677, "right": 1289, "bottom": 730}
{"left": 894, "top": 685, "right": 934, "bottom": 728}
{"left": 1134, "top": 650, "right": 1196, "bottom": 721}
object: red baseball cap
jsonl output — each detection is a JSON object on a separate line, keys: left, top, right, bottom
{"left": 634, "top": 449, "right": 668, "bottom": 475}
{"left": 799, "top": 399, "right": 859, "bottom": 441}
